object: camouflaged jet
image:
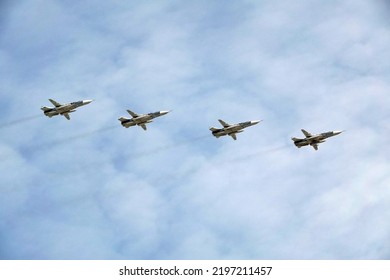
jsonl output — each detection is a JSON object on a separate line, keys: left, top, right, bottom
{"left": 41, "top": 99, "right": 93, "bottom": 120}
{"left": 118, "top": 109, "right": 170, "bottom": 130}
{"left": 292, "top": 129, "right": 344, "bottom": 150}
{"left": 209, "top": 119, "right": 261, "bottom": 140}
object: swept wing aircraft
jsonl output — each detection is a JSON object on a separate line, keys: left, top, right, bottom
{"left": 118, "top": 109, "right": 170, "bottom": 130}
{"left": 209, "top": 119, "right": 261, "bottom": 140}
{"left": 41, "top": 99, "right": 93, "bottom": 120}
{"left": 292, "top": 129, "right": 343, "bottom": 150}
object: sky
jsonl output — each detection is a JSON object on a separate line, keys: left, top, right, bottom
{"left": 0, "top": 0, "right": 389, "bottom": 260}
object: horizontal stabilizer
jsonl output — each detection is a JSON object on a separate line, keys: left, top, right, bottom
{"left": 41, "top": 106, "right": 51, "bottom": 112}
{"left": 209, "top": 127, "right": 219, "bottom": 132}
{"left": 118, "top": 117, "right": 129, "bottom": 122}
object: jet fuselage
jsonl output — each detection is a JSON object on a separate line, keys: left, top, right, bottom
{"left": 210, "top": 120, "right": 261, "bottom": 140}
{"left": 41, "top": 100, "right": 93, "bottom": 119}
{"left": 292, "top": 130, "right": 343, "bottom": 150}
{"left": 119, "top": 110, "right": 170, "bottom": 129}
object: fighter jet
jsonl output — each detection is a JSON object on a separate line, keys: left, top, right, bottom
{"left": 41, "top": 99, "right": 93, "bottom": 120}
{"left": 292, "top": 129, "right": 344, "bottom": 150}
{"left": 209, "top": 119, "right": 262, "bottom": 140}
{"left": 118, "top": 109, "right": 170, "bottom": 130}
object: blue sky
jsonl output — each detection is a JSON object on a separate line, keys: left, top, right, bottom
{"left": 0, "top": 0, "right": 389, "bottom": 259}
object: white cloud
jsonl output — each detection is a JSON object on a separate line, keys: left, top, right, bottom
{"left": 0, "top": 0, "right": 389, "bottom": 259}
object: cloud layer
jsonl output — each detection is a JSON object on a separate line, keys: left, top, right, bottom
{"left": 0, "top": 0, "right": 389, "bottom": 259}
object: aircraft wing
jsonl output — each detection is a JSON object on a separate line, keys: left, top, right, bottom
{"left": 311, "top": 143, "right": 318, "bottom": 150}
{"left": 63, "top": 113, "right": 70, "bottom": 120}
{"left": 230, "top": 133, "right": 237, "bottom": 140}
{"left": 218, "top": 119, "right": 230, "bottom": 128}
{"left": 49, "top": 99, "right": 62, "bottom": 107}
{"left": 127, "top": 110, "right": 139, "bottom": 118}
{"left": 301, "top": 129, "right": 312, "bottom": 137}
{"left": 140, "top": 124, "right": 147, "bottom": 130}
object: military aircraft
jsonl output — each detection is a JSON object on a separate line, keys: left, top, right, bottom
{"left": 118, "top": 109, "right": 170, "bottom": 130}
{"left": 41, "top": 99, "right": 93, "bottom": 120}
{"left": 209, "top": 119, "right": 261, "bottom": 140}
{"left": 292, "top": 129, "right": 344, "bottom": 150}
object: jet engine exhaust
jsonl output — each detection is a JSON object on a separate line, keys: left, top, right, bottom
{"left": 0, "top": 114, "right": 42, "bottom": 129}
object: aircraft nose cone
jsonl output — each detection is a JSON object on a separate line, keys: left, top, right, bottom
{"left": 83, "top": 100, "right": 93, "bottom": 104}
{"left": 160, "top": 110, "right": 170, "bottom": 115}
{"left": 333, "top": 130, "right": 343, "bottom": 135}
{"left": 251, "top": 120, "right": 261, "bottom": 125}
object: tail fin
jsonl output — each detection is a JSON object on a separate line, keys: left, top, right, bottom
{"left": 291, "top": 137, "right": 300, "bottom": 141}
{"left": 209, "top": 127, "right": 219, "bottom": 132}
{"left": 118, "top": 117, "right": 128, "bottom": 122}
{"left": 41, "top": 106, "right": 51, "bottom": 112}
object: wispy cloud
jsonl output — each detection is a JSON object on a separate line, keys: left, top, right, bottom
{"left": 0, "top": 0, "right": 389, "bottom": 259}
